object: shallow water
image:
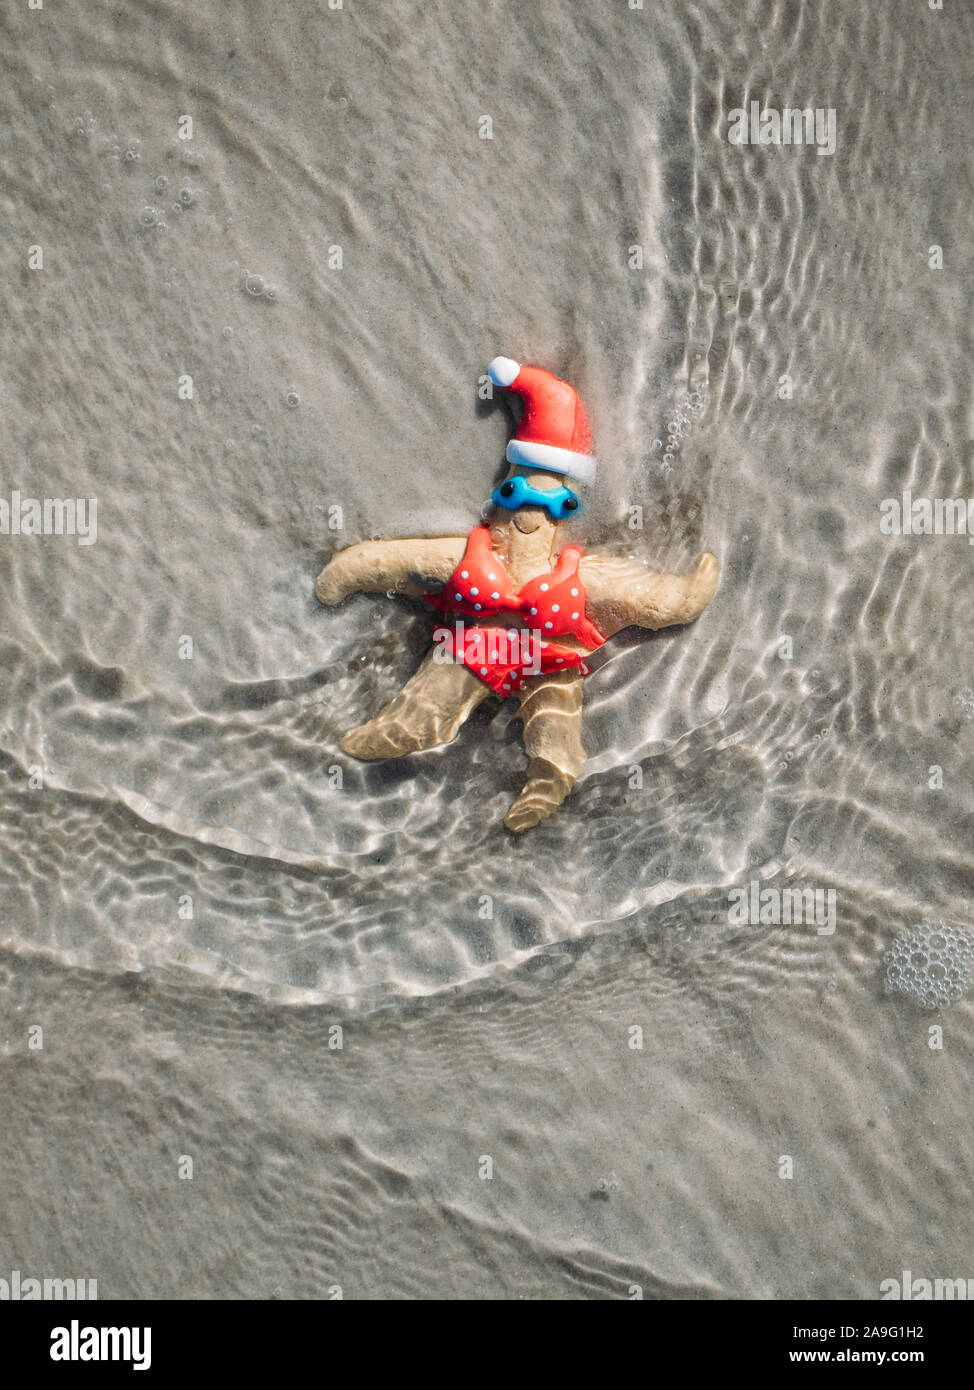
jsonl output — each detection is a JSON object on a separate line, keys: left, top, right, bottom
{"left": 1, "top": 0, "right": 972, "bottom": 1298}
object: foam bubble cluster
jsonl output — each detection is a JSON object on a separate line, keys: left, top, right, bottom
{"left": 955, "top": 689, "right": 974, "bottom": 720}
{"left": 654, "top": 385, "right": 710, "bottom": 472}
{"left": 884, "top": 921, "right": 974, "bottom": 1010}
{"left": 107, "top": 137, "right": 143, "bottom": 163}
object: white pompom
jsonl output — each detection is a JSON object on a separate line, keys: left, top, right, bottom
{"left": 488, "top": 356, "right": 520, "bottom": 388}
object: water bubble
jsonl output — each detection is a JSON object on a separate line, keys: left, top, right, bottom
{"left": 178, "top": 186, "right": 199, "bottom": 206}
{"left": 225, "top": 439, "right": 236, "bottom": 451}
{"left": 154, "top": 175, "right": 168, "bottom": 192}
{"left": 244, "top": 272, "right": 266, "bottom": 296}
{"left": 663, "top": 453, "right": 674, "bottom": 464}
{"left": 222, "top": 326, "right": 234, "bottom": 338}
{"left": 263, "top": 283, "right": 278, "bottom": 300}
{"left": 651, "top": 439, "right": 663, "bottom": 451}
{"left": 285, "top": 390, "right": 300, "bottom": 409}
{"left": 138, "top": 205, "right": 162, "bottom": 228}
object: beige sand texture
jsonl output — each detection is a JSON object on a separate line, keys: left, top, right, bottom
{"left": 1, "top": 0, "right": 973, "bottom": 1302}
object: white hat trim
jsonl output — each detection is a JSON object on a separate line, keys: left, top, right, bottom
{"left": 506, "top": 438, "right": 597, "bottom": 486}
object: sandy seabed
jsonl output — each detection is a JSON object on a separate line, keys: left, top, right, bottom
{"left": 1, "top": 0, "right": 972, "bottom": 1298}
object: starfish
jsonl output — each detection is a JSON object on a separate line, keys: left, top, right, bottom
{"left": 314, "top": 359, "right": 719, "bottom": 831}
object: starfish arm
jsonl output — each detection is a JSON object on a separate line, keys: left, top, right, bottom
{"left": 579, "top": 551, "right": 719, "bottom": 637}
{"left": 314, "top": 536, "right": 467, "bottom": 605}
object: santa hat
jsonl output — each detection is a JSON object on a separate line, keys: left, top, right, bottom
{"left": 487, "top": 357, "right": 596, "bottom": 487}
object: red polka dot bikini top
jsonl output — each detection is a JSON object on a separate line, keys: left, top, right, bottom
{"left": 427, "top": 526, "right": 606, "bottom": 645}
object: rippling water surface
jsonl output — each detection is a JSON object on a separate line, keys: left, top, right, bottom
{"left": 1, "top": 0, "right": 972, "bottom": 1298}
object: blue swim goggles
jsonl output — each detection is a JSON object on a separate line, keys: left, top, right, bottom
{"left": 491, "top": 475, "right": 580, "bottom": 521}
